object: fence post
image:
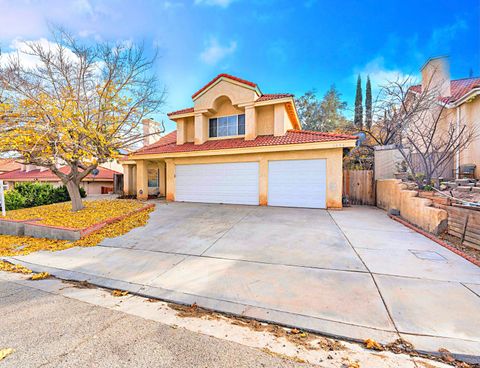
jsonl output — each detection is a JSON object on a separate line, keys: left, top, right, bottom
{"left": 0, "top": 180, "right": 5, "bottom": 216}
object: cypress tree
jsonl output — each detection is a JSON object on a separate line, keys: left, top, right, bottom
{"left": 354, "top": 75, "right": 363, "bottom": 129}
{"left": 365, "top": 76, "right": 372, "bottom": 130}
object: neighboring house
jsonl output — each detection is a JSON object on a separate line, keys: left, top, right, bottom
{"left": 0, "top": 159, "right": 22, "bottom": 174}
{"left": 122, "top": 74, "right": 356, "bottom": 208}
{"left": 410, "top": 57, "right": 480, "bottom": 179}
{"left": 0, "top": 165, "right": 121, "bottom": 195}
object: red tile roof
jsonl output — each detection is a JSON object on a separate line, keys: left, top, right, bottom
{"left": 192, "top": 73, "right": 258, "bottom": 99}
{"left": 410, "top": 77, "right": 480, "bottom": 104}
{"left": 0, "top": 159, "right": 22, "bottom": 173}
{"left": 167, "top": 107, "right": 194, "bottom": 117}
{"left": 0, "top": 166, "right": 120, "bottom": 182}
{"left": 256, "top": 93, "right": 293, "bottom": 102}
{"left": 133, "top": 130, "right": 356, "bottom": 156}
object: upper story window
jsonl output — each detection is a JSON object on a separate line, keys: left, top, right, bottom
{"left": 209, "top": 114, "right": 245, "bottom": 138}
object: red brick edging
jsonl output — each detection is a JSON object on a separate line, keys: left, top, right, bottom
{"left": 80, "top": 203, "right": 155, "bottom": 237}
{"left": 388, "top": 214, "right": 480, "bottom": 268}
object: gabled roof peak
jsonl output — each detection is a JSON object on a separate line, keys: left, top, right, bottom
{"left": 191, "top": 73, "right": 259, "bottom": 100}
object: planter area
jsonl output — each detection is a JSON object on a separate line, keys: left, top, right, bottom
{"left": 0, "top": 200, "right": 154, "bottom": 241}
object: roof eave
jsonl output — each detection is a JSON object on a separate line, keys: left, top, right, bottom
{"left": 128, "top": 139, "right": 356, "bottom": 160}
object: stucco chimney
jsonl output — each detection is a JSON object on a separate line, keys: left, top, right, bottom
{"left": 142, "top": 118, "right": 162, "bottom": 147}
{"left": 421, "top": 56, "right": 451, "bottom": 97}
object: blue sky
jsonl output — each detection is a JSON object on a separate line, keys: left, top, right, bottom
{"left": 0, "top": 0, "right": 478, "bottom": 132}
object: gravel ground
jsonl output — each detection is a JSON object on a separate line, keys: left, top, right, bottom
{"left": 0, "top": 280, "right": 316, "bottom": 368}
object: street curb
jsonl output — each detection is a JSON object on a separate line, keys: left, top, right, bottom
{"left": 388, "top": 214, "right": 480, "bottom": 268}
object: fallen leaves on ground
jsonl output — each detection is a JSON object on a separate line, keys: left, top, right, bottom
{"left": 30, "top": 272, "right": 50, "bottom": 280}
{"left": 111, "top": 290, "right": 129, "bottom": 297}
{"left": 364, "top": 338, "right": 384, "bottom": 351}
{"left": 0, "top": 348, "right": 14, "bottom": 361}
{"left": 385, "top": 338, "right": 415, "bottom": 355}
{"left": 0, "top": 206, "right": 154, "bottom": 257}
{"left": 168, "top": 302, "right": 219, "bottom": 320}
{"left": 4, "top": 199, "right": 146, "bottom": 229}
{"left": 168, "top": 301, "right": 343, "bottom": 351}
{"left": 0, "top": 260, "right": 32, "bottom": 274}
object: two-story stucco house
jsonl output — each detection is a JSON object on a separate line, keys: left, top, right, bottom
{"left": 411, "top": 57, "right": 480, "bottom": 179}
{"left": 122, "top": 74, "right": 356, "bottom": 208}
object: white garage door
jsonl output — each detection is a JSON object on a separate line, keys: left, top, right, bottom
{"left": 268, "top": 159, "right": 326, "bottom": 208}
{"left": 175, "top": 162, "right": 259, "bottom": 205}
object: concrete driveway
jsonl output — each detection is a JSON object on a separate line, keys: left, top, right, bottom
{"left": 6, "top": 202, "right": 480, "bottom": 362}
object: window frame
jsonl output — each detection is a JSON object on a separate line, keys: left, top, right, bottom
{"left": 209, "top": 113, "right": 246, "bottom": 138}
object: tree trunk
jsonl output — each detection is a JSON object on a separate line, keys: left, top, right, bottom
{"left": 66, "top": 181, "right": 84, "bottom": 212}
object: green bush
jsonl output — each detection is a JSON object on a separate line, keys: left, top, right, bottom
{"left": 5, "top": 189, "right": 26, "bottom": 210}
{"left": 4, "top": 182, "right": 88, "bottom": 211}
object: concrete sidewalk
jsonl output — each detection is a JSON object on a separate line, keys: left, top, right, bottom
{"left": 4, "top": 203, "right": 480, "bottom": 363}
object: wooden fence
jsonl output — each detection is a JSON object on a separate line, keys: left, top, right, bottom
{"left": 343, "top": 170, "right": 375, "bottom": 205}
{"left": 437, "top": 204, "right": 480, "bottom": 250}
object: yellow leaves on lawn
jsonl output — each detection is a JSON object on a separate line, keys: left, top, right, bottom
{"left": 30, "top": 272, "right": 50, "bottom": 280}
{"left": 111, "top": 290, "right": 129, "bottom": 297}
{"left": 0, "top": 206, "right": 154, "bottom": 257}
{"left": 5, "top": 200, "right": 146, "bottom": 229}
{"left": 0, "top": 260, "right": 32, "bottom": 274}
{"left": 0, "top": 348, "right": 14, "bottom": 361}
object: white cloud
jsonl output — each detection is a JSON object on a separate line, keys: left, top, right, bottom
{"left": 199, "top": 38, "right": 237, "bottom": 65}
{"left": 0, "top": 38, "right": 76, "bottom": 68}
{"left": 194, "top": 0, "right": 235, "bottom": 8}
{"left": 354, "top": 56, "right": 418, "bottom": 97}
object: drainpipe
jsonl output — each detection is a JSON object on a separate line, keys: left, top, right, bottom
{"left": 455, "top": 106, "right": 461, "bottom": 179}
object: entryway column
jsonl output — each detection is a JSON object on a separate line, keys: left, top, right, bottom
{"left": 165, "top": 159, "right": 175, "bottom": 201}
{"left": 136, "top": 160, "right": 148, "bottom": 200}
{"left": 122, "top": 164, "right": 133, "bottom": 195}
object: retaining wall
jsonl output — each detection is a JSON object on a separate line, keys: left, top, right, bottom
{"left": 376, "top": 179, "right": 448, "bottom": 235}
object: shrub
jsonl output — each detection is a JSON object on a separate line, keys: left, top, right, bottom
{"left": 4, "top": 189, "right": 26, "bottom": 210}
{"left": 3, "top": 182, "right": 88, "bottom": 211}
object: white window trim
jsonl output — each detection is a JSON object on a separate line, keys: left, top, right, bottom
{"left": 209, "top": 114, "right": 245, "bottom": 138}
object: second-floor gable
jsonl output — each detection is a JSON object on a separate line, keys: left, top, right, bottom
{"left": 168, "top": 74, "right": 300, "bottom": 145}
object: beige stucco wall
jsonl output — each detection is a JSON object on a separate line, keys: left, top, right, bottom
{"left": 185, "top": 117, "right": 195, "bottom": 143}
{"left": 434, "top": 98, "right": 480, "bottom": 179}
{"left": 80, "top": 181, "right": 113, "bottom": 195}
{"left": 376, "top": 179, "right": 447, "bottom": 234}
{"left": 256, "top": 105, "right": 274, "bottom": 136}
{"left": 156, "top": 148, "right": 344, "bottom": 208}
{"left": 210, "top": 96, "right": 244, "bottom": 118}
{"left": 194, "top": 79, "right": 258, "bottom": 110}
{"left": 460, "top": 98, "right": 480, "bottom": 177}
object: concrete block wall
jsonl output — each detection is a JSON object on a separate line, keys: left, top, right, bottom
{"left": 377, "top": 179, "right": 448, "bottom": 235}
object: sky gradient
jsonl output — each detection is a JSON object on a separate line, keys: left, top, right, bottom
{"left": 0, "top": 0, "right": 478, "bottom": 132}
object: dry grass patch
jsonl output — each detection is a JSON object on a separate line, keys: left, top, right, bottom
{"left": 4, "top": 199, "right": 146, "bottom": 229}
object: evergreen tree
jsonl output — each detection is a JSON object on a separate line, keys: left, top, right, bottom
{"left": 295, "top": 86, "right": 349, "bottom": 132}
{"left": 365, "top": 76, "right": 372, "bottom": 130}
{"left": 354, "top": 75, "right": 363, "bottom": 130}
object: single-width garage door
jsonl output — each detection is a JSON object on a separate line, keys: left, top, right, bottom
{"left": 268, "top": 159, "right": 326, "bottom": 208}
{"left": 175, "top": 162, "right": 259, "bottom": 205}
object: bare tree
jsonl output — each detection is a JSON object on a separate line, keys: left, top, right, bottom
{"left": 370, "top": 75, "right": 477, "bottom": 188}
{"left": 0, "top": 28, "right": 166, "bottom": 210}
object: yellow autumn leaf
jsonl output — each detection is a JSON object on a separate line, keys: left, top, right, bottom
{"left": 364, "top": 338, "right": 383, "bottom": 351}
{"left": 0, "top": 348, "right": 14, "bottom": 361}
{"left": 30, "top": 272, "right": 50, "bottom": 280}
{"left": 112, "top": 290, "right": 128, "bottom": 297}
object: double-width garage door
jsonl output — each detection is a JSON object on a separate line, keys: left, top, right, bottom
{"left": 175, "top": 159, "right": 326, "bottom": 208}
